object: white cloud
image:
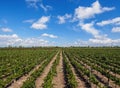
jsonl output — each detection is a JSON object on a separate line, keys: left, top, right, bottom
{"left": 70, "top": 1, "right": 119, "bottom": 47}
{"left": 1, "top": 27, "right": 12, "bottom": 32}
{"left": 88, "top": 36, "right": 120, "bottom": 46}
{"left": 97, "top": 17, "right": 120, "bottom": 26}
{"left": 40, "top": 3, "right": 52, "bottom": 12}
{"left": 74, "top": 40, "right": 89, "bottom": 46}
{"left": 90, "top": 34, "right": 120, "bottom": 46}
{"left": 112, "top": 27, "right": 120, "bottom": 33}
{"left": 74, "top": 37, "right": 120, "bottom": 46}
{"left": 72, "top": 1, "right": 116, "bottom": 44}
{"left": 25, "top": 0, "right": 52, "bottom": 11}
{"left": 74, "top": 1, "right": 114, "bottom": 20}
{"left": 94, "top": 34, "right": 107, "bottom": 39}
{"left": 26, "top": 0, "right": 40, "bottom": 9}
{"left": 78, "top": 22, "right": 99, "bottom": 36}
{"left": 89, "top": 35, "right": 112, "bottom": 45}
{"left": 77, "top": 20, "right": 120, "bottom": 46}
{"left": 0, "top": 34, "right": 119, "bottom": 47}
{"left": 76, "top": 20, "right": 120, "bottom": 46}
{"left": 23, "top": 19, "right": 35, "bottom": 23}
{"left": 41, "top": 33, "right": 58, "bottom": 38}
{"left": 0, "top": 34, "right": 51, "bottom": 47}
{"left": 0, "top": 34, "right": 22, "bottom": 46}
{"left": 20, "top": 38, "right": 49, "bottom": 47}
{"left": 31, "top": 16, "right": 50, "bottom": 30}
{"left": 57, "top": 14, "right": 72, "bottom": 24}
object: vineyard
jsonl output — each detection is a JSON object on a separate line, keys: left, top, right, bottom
{"left": 0, "top": 47, "right": 120, "bottom": 88}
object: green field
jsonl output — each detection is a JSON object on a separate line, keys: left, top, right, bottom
{"left": 0, "top": 47, "right": 120, "bottom": 88}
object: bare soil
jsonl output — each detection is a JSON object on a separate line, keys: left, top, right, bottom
{"left": 7, "top": 60, "right": 46, "bottom": 88}
{"left": 35, "top": 52, "right": 58, "bottom": 88}
{"left": 52, "top": 52, "right": 65, "bottom": 88}
{"left": 78, "top": 59, "right": 120, "bottom": 88}
{"left": 109, "top": 71, "right": 120, "bottom": 79}
{"left": 65, "top": 54, "right": 87, "bottom": 88}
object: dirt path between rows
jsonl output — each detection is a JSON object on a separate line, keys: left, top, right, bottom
{"left": 52, "top": 52, "right": 65, "bottom": 88}
{"left": 35, "top": 52, "right": 59, "bottom": 88}
{"left": 78, "top": 60, "right": 105, "bottom": 88}
{"left": 78, "top": 59, "right": 120, "bottom": 88}
{"left": 69, "top": 62, "right": 86, "bottom": 88}
{"left": 8, "top": 60, "right": 46, "bottom": 88}
{"left": 65, "top": 54, "right": 86, "bottom": 88}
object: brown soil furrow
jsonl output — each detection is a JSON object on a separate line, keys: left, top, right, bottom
{"left": 96, "top": 64, "right": 120, "bottom": 79}
{"left": 8, "top": 60, "right": 46, "bottom": 88}
{"left": 35, "top": 52, "right": 58, "bottom": 88}
{"left": 53, "top": 52, "right": 65, "bottom": 88}
{"left": 78, "top": 60, "right": 108, "bottom": 87}
{"left": 109, "top": 71, "right": 120, "bottom": 79}
{"left": 78, "top": 60, "right": 120, "bottom": 88}
{"left": 65, "top": 54, "right": 86, "bottom": 88}
{"left": 86, "top": 58, "right": 120, "bottom": 80}
{"left": 70, "top": 63, "right": 86, "bottom": 88}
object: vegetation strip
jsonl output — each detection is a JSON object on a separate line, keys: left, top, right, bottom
{"left": 73, "top": 52, "right": 120, "bottom": 87}
{"left": 21, "top": 51, "right": 57, "bottom": 88}
{"left": 0, "top": 47, "right": 120, "bottom": 88}
{"left": 63, "top": 52, "right": 77, "bottom": 88}
{"left": 42, "top": 52, "right": 60, "bottom": 88}
{"left": 52, "top": 51, "right": 65, "bottom": 88}
{"left": 0, "top": 48, "right": 56, "bottom": 88}
{"left": 64, "top": 52, "right": 86, "bottom": 88}
{"left": 7, "top": 60, "right": 46, "bottom": 88}
{"left": 64, "top": 48, "right": 120, "bottom": 88}
{"left": 64, "top": 51, "right": 104, "bottom": 88}
{"left": 35, "top": 52, "right": 59, "bottom": 88}
{"left": 75, "top": 57, "right": 119, "bottom": 88}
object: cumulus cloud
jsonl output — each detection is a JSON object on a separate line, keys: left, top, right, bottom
{"left": 74, "top": 1, "right": 114, "bottom": 21}
{"left": 20, "top": 38, "right": 49, "bottom": 47}
{"left": 88, "top": 36, "right": 120, "bottom": 46}
{"left": 74, "top": 37, "right": 120, "bottom": 46}
{"left": 72, "top": 0, "right": 116, "bottom": 42}
{"left": 89, "top": 35, "right": 112, "bottom": 45}
{"left": 31, "top": 16, "right": 50, "bottom": 30}
{"left": 23, "top": 19, "right": 35, "bottom": 23}
{"left": 0, "top": 34, "right": 22, "bottom": 46}
{"left": 71, "top": 0, "right": 118, "bottom": 46}
{"left": 0, "top": 34, "right": 50, "bottom": 47}
{"left": 41, "top": 33, "right": 58, "bottom": 38}
{"left": 40, "top": 3, "right": 52, "bottom": 12}
{"left": 57, "top": 14, "right": 72, "bottom": 24}
{"left": 25, "top": 0, "right": 40, "bottom": 9}
{"left": 74, "top": 40, "right": 89, "bottom": 47}
{"left": 25, "top": 0, "right": 52, "bottom": 11}
{"left": 77, "top": 21, "right": 120, "bottom": 46}
{"left": 112, "top": 27, "right": 120, "bottom": 33}
{"left": 76, "top": 20, "right": 120, "bottom": 46}
{"left": 97, "top": 17, "right": 120, "bottom": 26}
{"left": 78, "top": 22, "right": 99, "bottom": 36}
{"left": 1, "top": 27, "right": 12, "bottom": 32}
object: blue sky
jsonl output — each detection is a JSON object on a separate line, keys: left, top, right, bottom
{"left": 0, "top": 0, "right": 120, "bottom": 47}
